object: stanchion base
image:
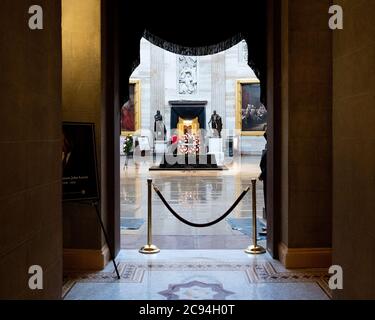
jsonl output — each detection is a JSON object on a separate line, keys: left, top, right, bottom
{"left": 139, "top": 245, "right": 160, "bottom": 255}
{"left": 245, "top": 245, "right": 266, "bottom": 255}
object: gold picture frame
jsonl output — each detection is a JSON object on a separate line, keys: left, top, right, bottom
{"left": 121, "top": 80, "right": 141, "bottom": 135}
{"left": 236, "top": 79, "right": 267, "bottom": 136}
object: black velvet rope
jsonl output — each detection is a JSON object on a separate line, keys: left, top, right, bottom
{"left": 153, "top": 185, "right": 250, "bottom": 228}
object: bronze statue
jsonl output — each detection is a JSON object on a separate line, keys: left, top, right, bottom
{"left": 154, "top": 110, "right": 166, "bottom": 141}
{"left": 208, "top": 110, "right": 223, "bottom": 138}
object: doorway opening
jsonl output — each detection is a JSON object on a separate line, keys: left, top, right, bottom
{"left": 119, "top": 36, "right": 269, "bottom": 251}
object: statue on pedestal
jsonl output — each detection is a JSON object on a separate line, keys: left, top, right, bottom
{"left": 154, "top": 110, "right": 167, "bottom": 141}
{"left": 208, "top": 110, "right": 223, "bottom": 138}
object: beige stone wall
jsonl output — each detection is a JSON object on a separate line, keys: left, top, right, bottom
{"left": 62, "top": 0, "right": 103, "bottom": 250}
{"left": 280, "top": 0, "right": 333, "bottom": 249}
{"left": 0, "top": 0, "right": 62, "bottom": 299}
{"left": 333, "top": 0, "right": 375, "bottom": 299}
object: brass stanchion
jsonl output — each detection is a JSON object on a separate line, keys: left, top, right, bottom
{"left": 140, "top": 179, "right": 160, "bottom": 254}
{"left": 245, "top": 179, "right": 266, "bottom": 255}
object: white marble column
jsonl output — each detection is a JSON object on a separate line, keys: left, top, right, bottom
{"left": 211, "top": 53, "right": 226, "bottom": 126}
{"left": 150, "top": 45, "right": 165, "bottom": 131}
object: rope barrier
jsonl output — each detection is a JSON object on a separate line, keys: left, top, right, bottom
{"left": 153, "top": 184, "right": 250, "bottom": 228}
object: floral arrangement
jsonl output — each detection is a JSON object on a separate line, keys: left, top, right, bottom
{"left": 178, "top": 133, "right": 200, "bottom": 155}
{"left": 123, "top": 135, "right": 133, "bottom": 155}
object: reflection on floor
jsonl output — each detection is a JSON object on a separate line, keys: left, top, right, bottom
{"left": 121, "top": 156, "right": 267, "bottom": 250}
{"left": 63, "top": 250, "right": 331, "bottom": 300}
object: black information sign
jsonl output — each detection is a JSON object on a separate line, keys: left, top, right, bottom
{"left": 62, "top": 122, "right": 100, "bottom": 202}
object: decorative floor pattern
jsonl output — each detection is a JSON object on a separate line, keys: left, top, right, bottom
{"left": 63, "top": 264, "right": 145, "bottom": 298}
{"left": 246, "top": 263, "right": 331, "bottom": 298}
{"left": 159, "top": 281, "right": 235, "bottom": 300}
{"left": 63, "top": 257, "right": 331, "bottom": 300}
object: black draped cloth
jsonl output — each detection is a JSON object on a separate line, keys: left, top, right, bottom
{"left": 116, "top": 0, "right": 268, "bottom": 106}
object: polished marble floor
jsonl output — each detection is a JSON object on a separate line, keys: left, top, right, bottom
{"left": 63, "top": 250, "right": 331, "bottom": 300}
{"left": 120, "top": 155, "right": 267, "bottom": 250}
{"left": 64, "top": 157, "right": 331, "bottom": 300}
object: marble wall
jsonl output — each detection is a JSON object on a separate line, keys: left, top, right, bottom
{"left": 333, "top": 0, "right": 375, "bottom": 299}
{"left": 62, "top": 0, "right": 104, "bottom": 254}
{"left": 131, "top": 39, "right": 266, "bottom": 154}
{"left": 0, "top": 0, "right": 62, "bottom": 299}
{"left": 280, "top": 0, "right": 333, "bottom": 249}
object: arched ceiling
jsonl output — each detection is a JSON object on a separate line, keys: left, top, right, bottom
{"left": 116, "top": 0, "right": 267, "bottom": 105}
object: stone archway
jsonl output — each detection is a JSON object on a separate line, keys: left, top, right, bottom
{"left": 99, "top": 0, "right": 335, "bottom": 271}
{"left": 101, "top": 0, "right": 282, "bottom": 258}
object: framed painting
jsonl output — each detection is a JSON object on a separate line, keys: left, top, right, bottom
{"left": 121, "top": 80, "right": 141, "bottom": 135}
{"left": 236, "top": 79, "right": 267, "bottom": 136}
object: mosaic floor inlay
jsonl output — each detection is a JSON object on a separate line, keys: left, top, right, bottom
{"left": 63, "top": 251, "right": 331, "bottom": 300}
{"left": 159, "top": 281, "right": 235, "bottom": 300}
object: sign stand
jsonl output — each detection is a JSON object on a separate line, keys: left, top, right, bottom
{"left": 62, "top": 122, "right": 120, "bottom": 280}
{"left": 92, "top": 201, "right": 121, "bottom": 280}
{"left": 64, "top": 200, "right": 121, "bottom": 280}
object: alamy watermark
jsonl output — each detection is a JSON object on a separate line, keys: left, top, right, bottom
{"left": 126, "top": 128, "right": 243, "bottom": 168}
{"left": 329, "top": 265, "right": 343, "bottom": 290}
{"left": 28, "top": 5, "right": 43, "bottom": 30}
{"left": 28, "top": 4, "right": 343, "bottom": 31}
{"left": 28, "top": 265, "right": 43, "bottom": 290}
{"left": 329, "top": 5, "right": 344, "bottom": 30}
